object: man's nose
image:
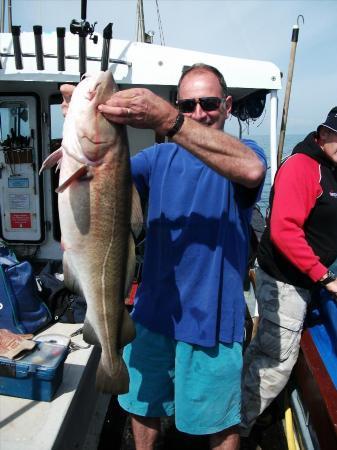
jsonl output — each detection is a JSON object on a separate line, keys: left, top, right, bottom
{"left": 192, "top": 103, "right": 207, "bottom": 121}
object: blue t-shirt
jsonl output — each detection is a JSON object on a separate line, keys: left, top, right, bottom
{"left": 131, "top": 140, "right": 266, "bottom": 346}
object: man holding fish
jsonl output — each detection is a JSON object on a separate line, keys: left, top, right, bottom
{"left": 60, "top": 64, "right": 266, "bottom": 450}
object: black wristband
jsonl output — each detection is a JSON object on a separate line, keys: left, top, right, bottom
{"left": 319, "top": 270, "right": 337, "bottom": 286}
{"left": 166, "top": 112, "right": 184, "bottom": 138}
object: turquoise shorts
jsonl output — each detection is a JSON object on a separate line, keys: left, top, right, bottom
{"left": 118, "top": 323, "right": 242, "bottom": 435}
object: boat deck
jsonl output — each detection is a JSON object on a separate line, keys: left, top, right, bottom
{"left": 0, "top": 323, "right": 110, "bottom": 450}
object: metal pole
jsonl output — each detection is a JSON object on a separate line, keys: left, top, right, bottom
{"left": 79, "top": 32, "right": 86, "bottom": 77}
{"left": 0, "top": 0, "right": 5, "bottom": 33}
{"left": 8, "top": 0, "right": 12, "bottom": 33}
{"left": 136, "top": 0, "right": 145, "bottom": 42}
{"left": 270, "top": 90, "right": 278, "bottom": 183}
{"left": 277, "top": 16, "right": 303, "bottom": 167}
{"left": 80, "top": 0, "right": 88, "bottom": 76}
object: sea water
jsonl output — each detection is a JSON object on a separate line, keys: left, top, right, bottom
{"left": 246, "top": 134, "right": 306, "bottom": 216}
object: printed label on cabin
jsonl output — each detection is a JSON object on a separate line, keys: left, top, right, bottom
{"left": 8, "top": 193, "right": 30, "bottom": 210}
{"left": 10, "top": 213, "right": 31, "bottom": 229}
{"left": 8, "top": 178, "right": 29, "bottom": 188}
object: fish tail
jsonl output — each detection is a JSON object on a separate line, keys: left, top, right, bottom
{"left": 95, "top": 356, "right": 130, "bottom": 394}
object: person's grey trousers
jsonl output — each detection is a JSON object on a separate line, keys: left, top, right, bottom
{"left": 240, "top": 267, "right": 311, "bottom": 436}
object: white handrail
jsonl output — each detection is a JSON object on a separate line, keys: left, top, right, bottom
{"left": 270, "top": 89, "right": 278, "bottom": 183}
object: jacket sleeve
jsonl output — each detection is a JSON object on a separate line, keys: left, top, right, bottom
{"left": 270, "top": 153, "right": 326, "bottom": 282}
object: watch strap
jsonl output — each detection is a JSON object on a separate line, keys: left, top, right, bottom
{"left": 319, "top": 270, "right": 337, "bottom": 286}
{"left": 166, "top": 113, "right": 185, "bottom": 138}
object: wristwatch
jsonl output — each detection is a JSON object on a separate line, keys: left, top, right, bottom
{"left": 166, "top": 113, "right": 185, "bottom": 138}
{"left": 319, "top": 270, "right": 337, "bottom": 286}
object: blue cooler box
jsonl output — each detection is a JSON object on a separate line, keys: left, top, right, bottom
{"left": 0, "top": 341, "right": 68, "bottom": 401}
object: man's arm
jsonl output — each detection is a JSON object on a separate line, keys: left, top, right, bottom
{"left": 98, "top": 88, "right": 266, "bottom": 188}
{"left": 173, "top": 116, "right": 265, "bottom": 188}
{"left": 270, "top": 155, "right": 328, "bottom": 282}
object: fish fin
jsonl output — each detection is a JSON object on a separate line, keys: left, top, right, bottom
{"left": 56, "top": 165, "right": 92, "bottom": 193}
{"left": 130, "top": 184, "right": 144, "bottom": 239}
{"left": 119, "top": 306, "right": 136, "bottom": 348}
{"left": 83, "top": 318, "right": 100, "bottom": 345}
{"left": 39, "top": 147, "right": 63, "bottom": 174}
{"left": 95, "top": 355, "right": 129, "bottom": 394}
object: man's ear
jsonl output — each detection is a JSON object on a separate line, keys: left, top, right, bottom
{"left": 224, "top": 95, "right": 232, "bottom": 115}
{"left": 319, "top": 126, "right": 329, "bottom": 142}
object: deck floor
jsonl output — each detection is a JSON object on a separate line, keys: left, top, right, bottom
{"left": 98, "top": 397, "right": 287, "bottom": 450}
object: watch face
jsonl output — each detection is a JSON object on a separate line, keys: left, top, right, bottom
{"left": 328, "top": 271, "right": 336, "bottom": 280}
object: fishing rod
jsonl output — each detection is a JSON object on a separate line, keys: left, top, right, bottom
{"left": 277, "top": 15, "right": 304, "bottom": 167}
{"left": 70, "top": 0, "right": 97, "bottom": 77}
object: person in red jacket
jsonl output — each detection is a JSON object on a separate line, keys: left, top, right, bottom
{"left": 240, "top": 107, "right": 337, "bottom": 437}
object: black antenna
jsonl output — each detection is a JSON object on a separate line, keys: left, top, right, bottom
{"left": 70, "top": 0, "right": 98, "bottom": 77}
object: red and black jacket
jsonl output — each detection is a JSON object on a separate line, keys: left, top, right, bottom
{"left": 258, "top": 132, "right": 337, "bottom": 289}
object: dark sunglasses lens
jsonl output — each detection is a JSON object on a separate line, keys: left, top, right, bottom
{"left": 199, "top": 97, "right": 221, "bottom": 111}
{"left": 178, "top": 99, "right": 196, "bottom": 113}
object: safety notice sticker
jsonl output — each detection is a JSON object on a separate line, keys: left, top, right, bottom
{"left": 10, "top": 213, "right": 31, "bottom": 229}
{"left": 8, "top": 193, "right": 30, "bottom": 210}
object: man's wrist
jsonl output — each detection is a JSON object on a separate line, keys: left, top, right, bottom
{"left": 166, "top": 112, "right": 185, "bottom": 138}
{"left": 319, "top": 270, "right": 337, "bottom": 286}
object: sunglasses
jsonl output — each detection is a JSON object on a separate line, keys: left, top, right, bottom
{"left": 176, "top": 96, "right": 225, "bottom": 113}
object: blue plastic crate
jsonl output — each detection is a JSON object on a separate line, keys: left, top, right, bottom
{"left": 0, "top": 341, "right": 68, "bottom": 401}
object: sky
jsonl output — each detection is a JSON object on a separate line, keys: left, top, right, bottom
{"left": 7, "top": 0, "right": 337, "bottom": 136}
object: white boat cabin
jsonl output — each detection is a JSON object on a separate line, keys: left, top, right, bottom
{"left": 0, "top": 29, "right": 281, "bottom": 260}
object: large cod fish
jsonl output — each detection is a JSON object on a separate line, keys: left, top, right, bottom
{"left": 40, "top": 71, "right": 140, "bottom": 394}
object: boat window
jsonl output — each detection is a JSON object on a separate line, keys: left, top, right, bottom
{"left": 50, "top": 93, "right": 63, "bottom": 149}
{"left": 0, "top": 101, "right": 31, "bottom": 151}
{"left": 0, "top": 95, "right": 43, "bottom": 243}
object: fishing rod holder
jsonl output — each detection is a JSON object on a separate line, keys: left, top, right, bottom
{"left": 11, "top": 25, "right": 23, "bottom": 70}
{"left": 33, "top": 26, "right": 44, "bottom": 70}
{"left": 1, "top": 23, "right": 132, "bottom": 74}
{"left": 70, "top": 19, "right": 98, "bottom": 75}
{"left": 56, "top": 27, "right": 66, "bottom": 71}
{"left": 101, "top": 23, "right": 112, "bottom": 71}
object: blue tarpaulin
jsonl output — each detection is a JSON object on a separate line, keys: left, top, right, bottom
{"left": 307, "top": 289, "right": 337, "bottom": 389}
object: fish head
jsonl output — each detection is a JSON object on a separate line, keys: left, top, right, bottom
{"left": 63, "top": 70, "right": 119, "bottom": 165}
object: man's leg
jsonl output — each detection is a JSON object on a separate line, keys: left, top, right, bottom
{"left": 118, "top": 324, "right": 175, "bottom": 448}
{"left": 175, "top": 341, "right": 242, "bottom": 440}
{"left": 240, "top": 322, "right": 301, "bottom": 436}
{"left": 240, "top": 269, "right": 310, "bottom": 436}
{"left": 131, "top": 414, "right": 161, "bottom": 450}
{"left": 210, "top": 425, "right": 240, "bottom": 450}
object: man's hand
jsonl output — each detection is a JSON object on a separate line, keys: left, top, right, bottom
{"left": 323, "top": 279, "right": 337, "bottom": 298}
{"left": 97, "top": 88, "right": 177, "bottom": 136}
